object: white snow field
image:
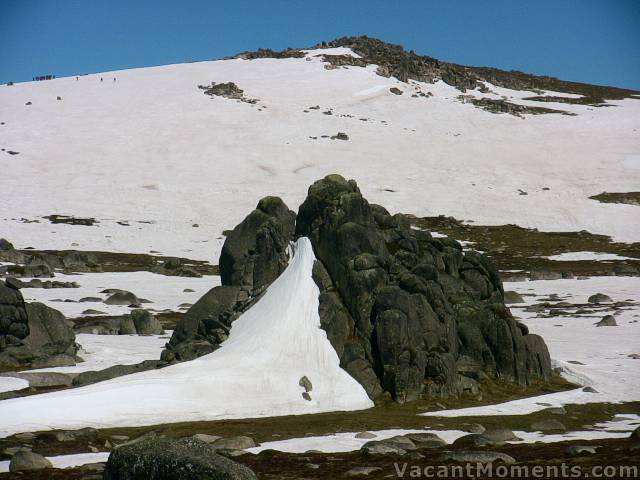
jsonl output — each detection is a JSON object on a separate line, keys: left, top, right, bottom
{"left": 1, "top": 49, "right": 639, "bottom": 261}
{"left": 545, "top": 252, "right": 636, "bottom": 262}
{"left": 0, "top": 238, "right": 373, "bottom": 438}
{"left": 19, "top": 270, "right": 217, "bottom": 318}
{"left": 29, "top": 331, "right": 171, "bottom": 374}
{"left": 0, "top": 377, "right": 29, "bottom": 394}
{"left": 423, "top": 276, "right": 640, "bottom": 418}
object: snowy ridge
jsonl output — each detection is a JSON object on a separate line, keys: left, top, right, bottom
{"left": 0, "top": 238, "right": 373, "bottom": 438}
{"left": 0, "top": 48, "right": 638, "bottom": 260}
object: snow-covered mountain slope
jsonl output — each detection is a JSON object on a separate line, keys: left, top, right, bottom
{"left": 1, "top": 47, "right": 638, "bottom": 260}
{"left": 0, "top": 238, "right": 373, "bottom": 437}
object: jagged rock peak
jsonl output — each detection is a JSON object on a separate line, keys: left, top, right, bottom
{"left": 165, "top": 174, "right": 552, "bottom": 402}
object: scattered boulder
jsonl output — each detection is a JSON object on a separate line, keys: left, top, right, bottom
{"left": 104, "top": 290, "right": 141, "bottom": 306}
{"left": 345, "top": 466, "right": 383, "bottom": 476}
{"left": 119, "top": 315, "right": 137, "bottom": 334}
{"left": 361, "top": 441, "right": 406, "bottom": 455}
{"left": 530, "top": 419, "right": 566, "bottom": 432}
{"left": 503, "top": 291, "right": 525, "bottom": 304}
{"left": 355, "top": 432, "right": 377, "bottom": 439}
{"left": 0, "top": 281, "right": 78, "bottom": 370}
{"left": 389, "top": 87, "right": 403, "bottom": 95}
{"left": 566, "top": 444, "right": 597, "bottom": 455}
{"left": 200, "top": 82, "right": 258, "bottom": 105}
{"left": 452, "top": 434, "right": 493, "bottom": 448}
{"left": 377, "top": 435, "right": 417, "bottom": 451}
{"left": 210, "top": 436, "right": 256, "bottom": 451}
{"left": 129, "top": 309, "right": 163, "bottom": 335}
{"left": 482, "top": 428, "right": 521, "bottom": 443}
{"left": 464, "top": 423, "right": 486, "bottom": 434}
{"left": 5, "top": 277, "right": 24, "bottom": 290}
{"left": 80, "top": 297, "right": 103, "bottom": 303}
{"left": 440, "top": 450, "right": 516, "bottom": 464}
{"left": 595, "top": 315, "right": 617, "bottom": 327}
{"left": 192, "top": 434, "right": 222, "bottom": 444}
{"left": 9, "top": 450, "right": 53, "bottom": 472}
{"left": 103, "top": 437, "right": 257, "bottom": 479}
{"left": 403, "top": 432, "right": 446, "bottom": 447}
{"left": 331, "top": 132, "right": 349, "bottom": 140}
{"left": 588, "top": 293, "right": 612, "bottom": 304}
{"left": 299, "top": 375, "right": 313, "bottom": 392}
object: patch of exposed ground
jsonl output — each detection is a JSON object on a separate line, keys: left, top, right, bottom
{"left": 0, "top": 376, "right": 575, "bottom": 458}
{"left": 0, "top": 244, "right": 217, "bottom": 277}
{"left": 410, "top": 216, "right": 640, "bottom": 280}
{"left": 460, "top": 96, "right": 575, "bottom": 117}
{"left": 522, "top": 95, "right": 613, "bottom": 107}
{"left": 1, "top": 400, "right": 638, "bottom": 479}
{"left": 2, "top": 436, "right": 639, "bottom": 480}
{"left": 590, "top": 192, "right": 640, "bottom": 207}
{"left": 69, "top": 311, "right": 182, "bottom": 331}
{"left": 198, "top": 82, "right": 259, "bottom": 104}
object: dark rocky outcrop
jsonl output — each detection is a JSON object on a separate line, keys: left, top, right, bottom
{"left": 162, "top": 197, "right": 295, "bottom": 362}
{"left": 164, "top": 175, "right": 552, "bottom": 403}
{"left": 233, "top": 48, "right": 305, "bottom": 60}
{"left": 103, "top": 437, "right": 257, "bottom": 480}
{"left": 321, "top": 36, "right": 639, "bottom": 103}
{"left": 296, "top": 175, "right": 552, "bottom": 402}
{"left": 199, "top": 82, "right": 258, "bottom": 104}
{"left": 0, "top": 280, "right": 78, "bottom": 370}
{"left": 220, "top": 196, "right": 295, "bottom": 295}
{"left": 461, "top": 97, "right": 574, "bottom": 117}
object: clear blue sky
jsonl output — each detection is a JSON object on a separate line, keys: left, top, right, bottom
{"left": 1, "top": 0, "right": 639, "bottom": 89}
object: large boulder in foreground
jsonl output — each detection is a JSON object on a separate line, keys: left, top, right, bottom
{"left": 162, "top": 197, "right": 295, "bottom": 362}
{"left": 103, "top": 437, "right": 257, "bottom": 480}
{"left": 296, "top": 175, "right": 552, "bottom": 402}
{"left": 0, "top": 280, "right": 77, "bottom": 370}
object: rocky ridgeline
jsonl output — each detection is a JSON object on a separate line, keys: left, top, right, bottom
{"left": 321, "top": 36, "right": 639, "bottom": 104}
{"left": 232, "top": 36, "right": 638, "bottom": 109}
{"left": 163, "top": 175, "right": 551, "bottom": 402}
{"left": 0, "top": 280, "right": 78, "bottom": 370}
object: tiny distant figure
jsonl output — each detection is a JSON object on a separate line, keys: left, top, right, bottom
{"left": 100, "top": 77, "right": 103, "bottom": 82}
{"left": 76, "top": 76, "right": 78, "bottom": 81}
